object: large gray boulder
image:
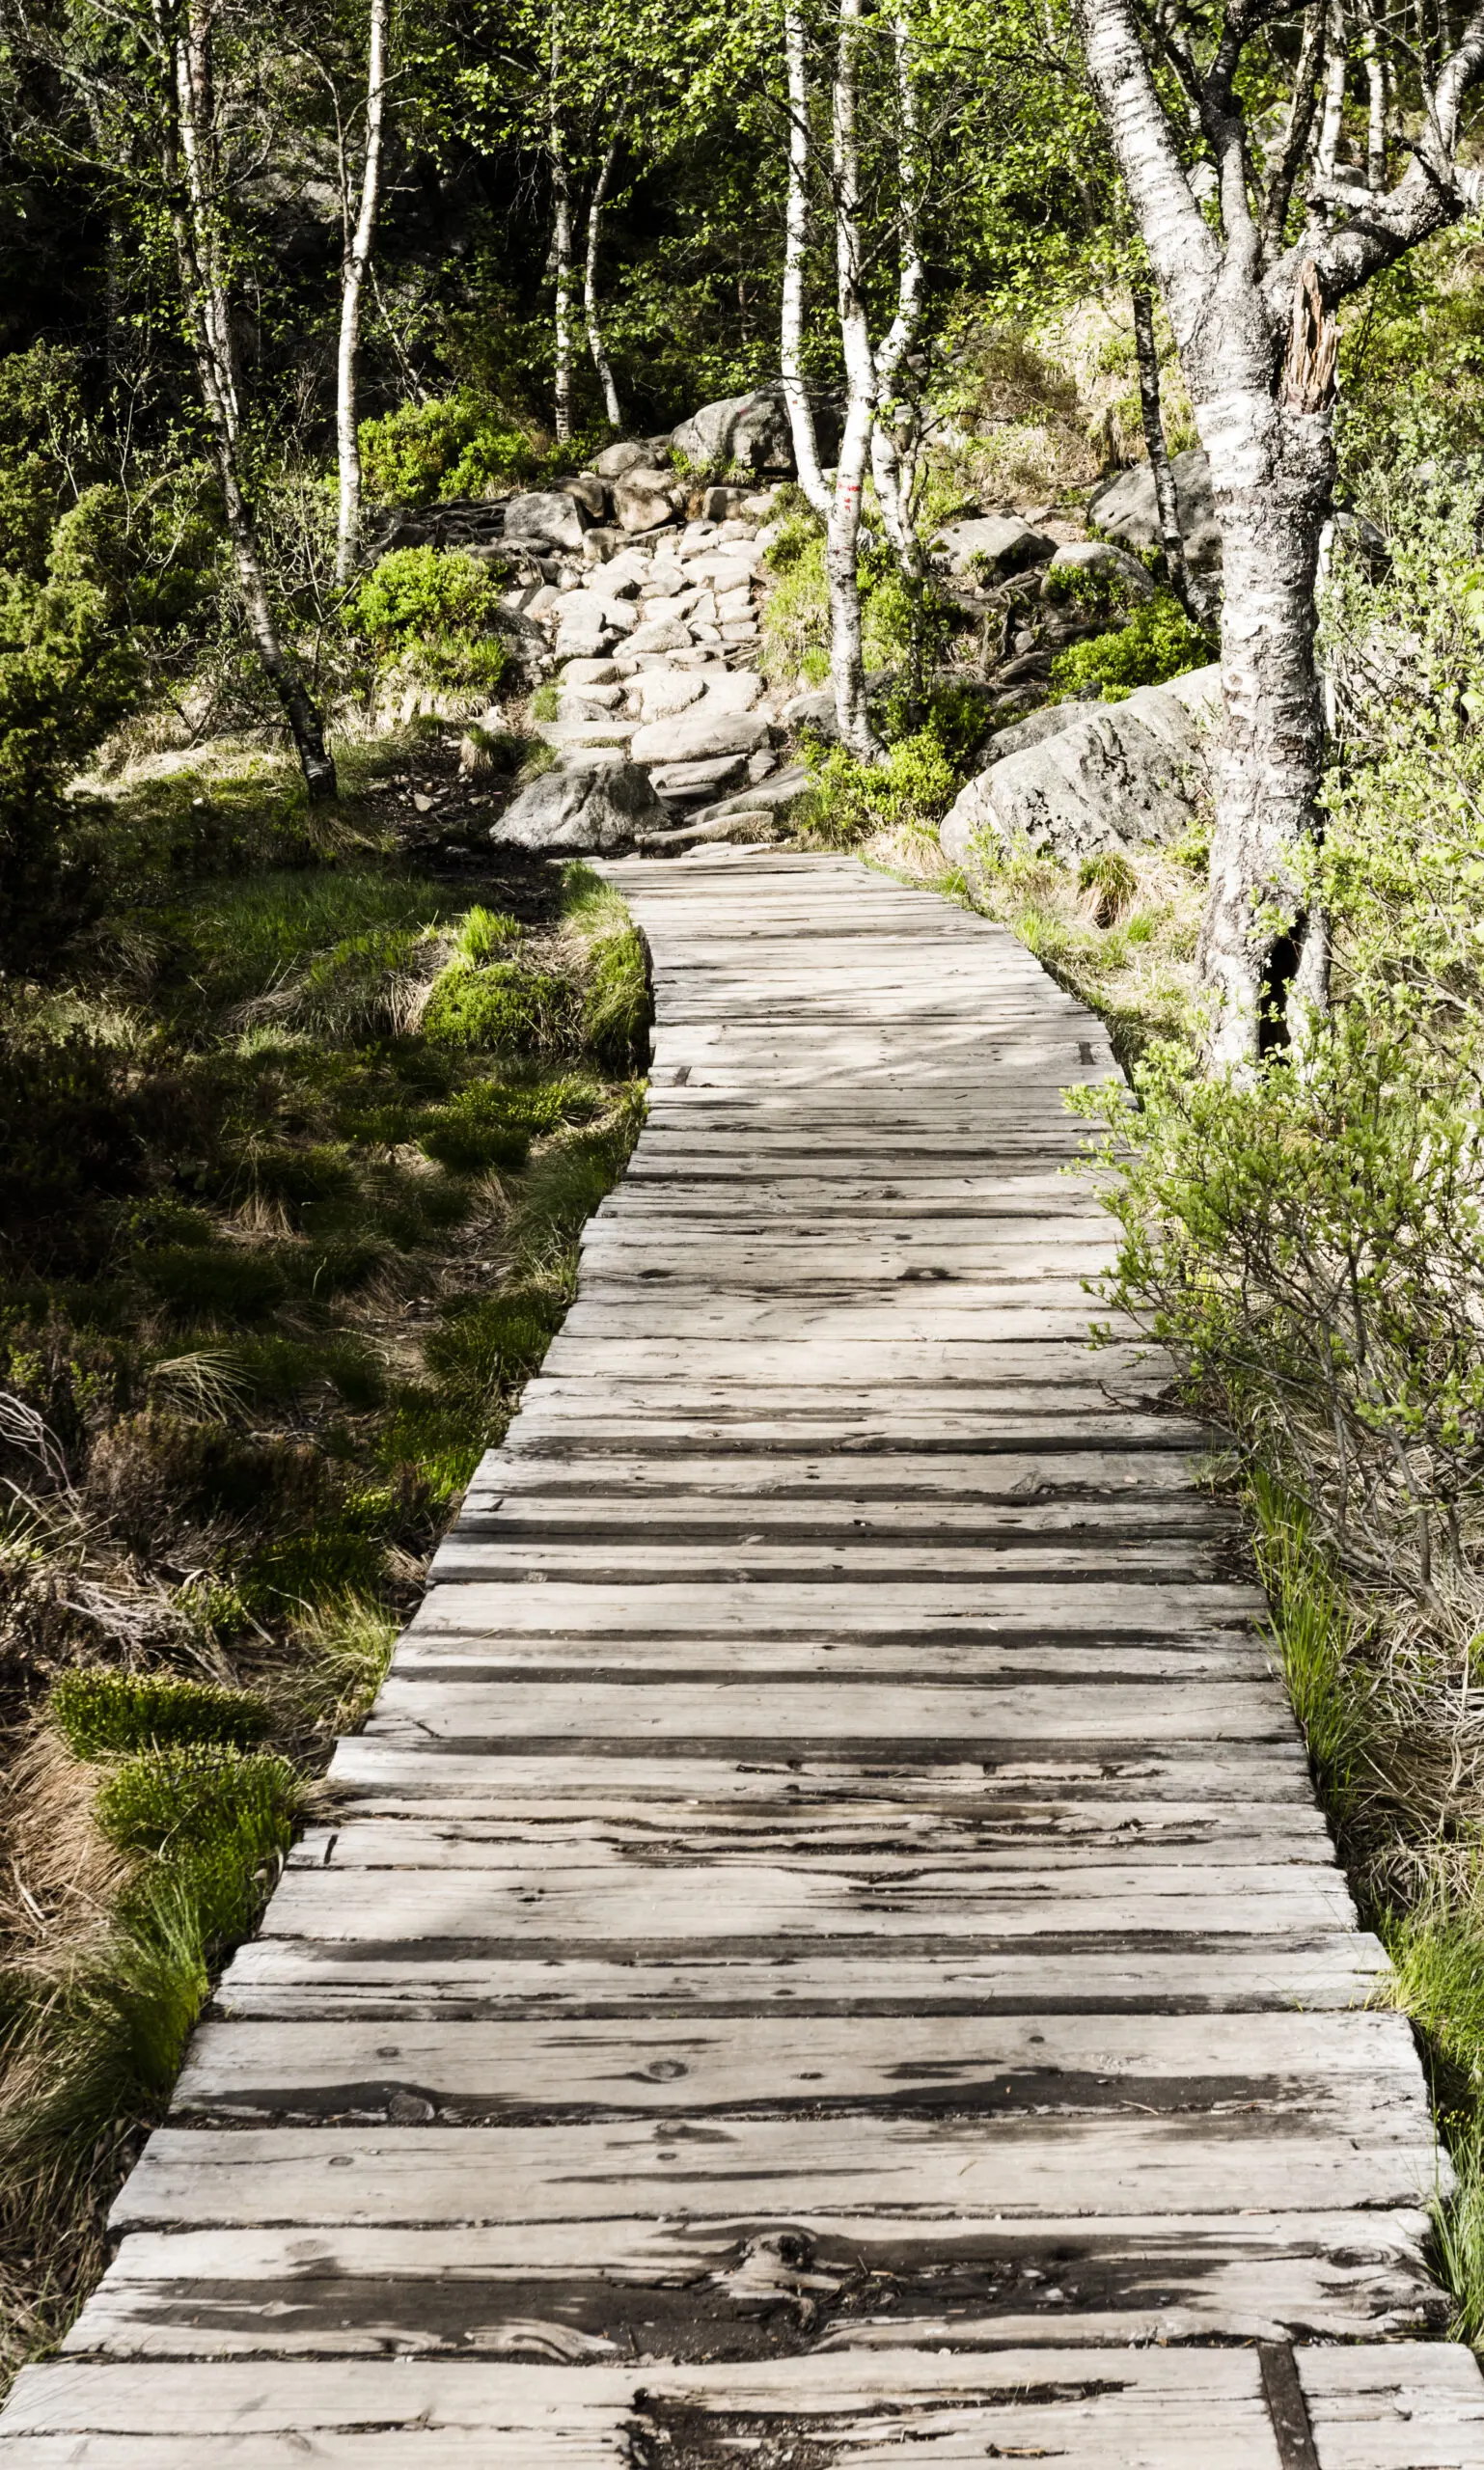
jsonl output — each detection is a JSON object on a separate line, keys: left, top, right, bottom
{"left": 1046, "top": 539, "right": 1155, "bottom": 600}
{"left": 502, "top": 490, "right": 589, "bottom": 552}
{"left": 612, "top": 467, "right": 687, "bottom": 534}
{"left": 490, "top": 760, "right": 666, "bottom": 854}
{"left": 940, "top": 666, "right": 1222, "bottom": 872}
{"left": 1089, "top": 449, "right": 1222, "bottom": 572}
{"left": 629, "top": 708, "right": 770, "bottom": 764}
{"left": 671, "top": 387, "right": 793, "bottom": 477}
{"left": 930, "top": 514, "right": 1056, "bottom": 580}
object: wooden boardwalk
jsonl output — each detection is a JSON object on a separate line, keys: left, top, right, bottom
{"left": 5, "top": 846, "right": 1482, "bottom": 2463}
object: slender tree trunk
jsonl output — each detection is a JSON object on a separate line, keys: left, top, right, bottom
{"left": 1363, "top": 14, "right": 1388, "bottom": 186}
{"left": 869, "top": 7, "right": 929, "bottom": 709}
{"left": 1195, "top": 379, "right": 1333, "bottom": 1063}
{"left": 175, "top": 0, "right": 240, "bottom": 442}
{"left": 827, "top": 0, "right": 879, "bottom": 758}
{"left": 370, "top": 261, "right": 427, "bottom": 405}
{"left": 152, "top": 0, "right": 336, "bottom": 799}
{"left": 1075, "top": 0, "right": 1484, "bottom": 1064}
{"left": 583, "top": 131, "right": 622, "bottom": 429}
{"left": 334, "top": 0, "right": 389, "bottom": 586}
{"left": 1316, "top": 0, "right": 1347, "bottom": 177}
{"left": 1259, "top": 1, "right": 1323, "bottom": 256}
{"left": 1130, "top": 285, "right": 1190, "bottom": 606}
{"left": 549, "top": 26, "right": 574, "bottom": 445}
{"left": 781, "top": 0, "right": 831, "bottom": 518}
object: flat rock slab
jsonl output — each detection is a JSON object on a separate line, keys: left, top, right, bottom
{"left": 8, "top": 850, "right": 1475, "bottom": 2461}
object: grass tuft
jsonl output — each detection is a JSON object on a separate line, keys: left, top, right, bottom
{"left": 50, "top": 1669, "right": 272, "bottom": 1759}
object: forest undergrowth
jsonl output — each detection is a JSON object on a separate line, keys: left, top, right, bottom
{"left": 894, "top": 444, "right": 1484, "bottom": 2342}
{"left": 0, "top": 731, "right": 649, "bottom": 2387}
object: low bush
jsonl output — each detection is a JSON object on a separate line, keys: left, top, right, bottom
{"left": 95, "top": 1743, "right": 302, "bottom": 1864}
{"left": 353, "top": 546, "right": 507, "bottom": 692}
{"left": 359, "top": 394, "right": 540, "bottom": 507}
{"left": 51, "top": 1668, "right": 271, "bottom": 1758}
{"left": 1049, "top": 589, "right": 1211, "bottom": 701}
{"left": 803, "top": 728, "right": 959, "bottom": 843}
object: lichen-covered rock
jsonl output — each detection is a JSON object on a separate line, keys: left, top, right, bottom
{"left": 940, "top": 666, "right": 1222, "bottom": 871}
{"left": 591, "top": 441, "right": 650, "bottom": 480}
{"left": 671, "top": 388, "right": 793, "bottom": 477}
{"left": 629, "top": 708, "right": 770, "bottom": 764}
{"left": 1088, "top": 450, "right": 1222, "bottom": 572}
{"left": 489, "top": 759, "right": 665, "bottom": 853}
{"left": 612, "top": 468, "right": 687, "bottom": 534}
{"left": 930, "top": 514, "right": 1056, "bottom": 579}
{"left": 1046, "top": 539, "right": 1156, "bottom": 599}
{"left": 501, "top": 490, "right": 589, "bottom": 552}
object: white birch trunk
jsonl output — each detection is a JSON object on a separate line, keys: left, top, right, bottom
{"left": 781, "top": 0, "right": 831, "bottom": 519}
{"left": 868, "top": 8, "right": 930, "bottom": 700}
{"left": 1195, "top": 384, "right": 1333, "bottom": 1062}
{"left": 334, "top": 0, "right": 389, "bottom": 586}
{"left": 151, "top": 0, "right": 336, "bottom": 798}
{"left": 550, "top": 26, "right": 574, "bottom": 446}
{"left": 1363, "top": 18, "right": 1388, "bottom": 187}
{"left": 1317, "top": 0, "right": 1347, "bottom": 178}
{"left": 584, "top": 133, "right": 622, "bottom": 430}
{"left": 827, "top": 0, "right": 879, "bottom": 759}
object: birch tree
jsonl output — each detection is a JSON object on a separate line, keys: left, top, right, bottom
{"left": 1073, "top": 0, "right": 1484, "bottom": 1062}
{"left": 331, "top": 0, "right": 391, "bottom": 583}
{"left": 783, "top": 0, "right": 933, "bottom": 755}
{"left": 18, "top": 0, "right": 343, "bottom": 794}
{"left": 548, "top": 14, "right": 575, "bottom": 442}
{"left": 583, "top": 120, "right": 623, "bottom": 425}
{"left": 781, "top": 0, "right": 832, "bottom": 516}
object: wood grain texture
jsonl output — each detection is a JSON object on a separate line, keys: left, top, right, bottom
{"left": 7, "top": 846, "right": 1476, "bottom": 2456}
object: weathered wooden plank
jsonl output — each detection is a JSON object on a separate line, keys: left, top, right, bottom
{"left": 362, "top": 1678, "right": 1300, "bottom": 1754}
{"left": 455, "top": 1493, "right": 1234, "bottom": 1536}
{"left": 215, "top": 1935, "right": 1389, "bottom": 2019}
{"left": 68, "top": 2209, "right": 1447, "bottom": 2358}
{"left": 473, "top": 1449, "right": 1211, "bottom": 1497}
{"left": 109, "top": 2119, "right": 1441, "bottom": 2233}
{"left": 1298, "top": 2344, "right": 1484, "bottom": 2468}
{"left": 261, "top": 1862, "right": 1358, "bottom": 1943}
{"left": 400, "top": 1578, "right": 1266, "bottom": 1635}
{"left": 169, "top": 2008, "right": 1417, "bottom": 2118}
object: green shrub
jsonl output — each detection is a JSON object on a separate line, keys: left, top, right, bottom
{"left": 287, "top": 924, "right": 428, "bottom": 1040}
{"left": 1079, "top": 848, "right": 1139, "bottom": 925}
{"left": 96, "top": 1743, "right": 302, "bottom": 1863}
{"left": 0, "top": 1030, "right": 149, "bottom": 1276}
{"left": 136, "top": 1243, "right": 288, "bottom": 1321}
{"left": 353, "top": 546, "right": 507, "bottom": 691}
{"left": 359, "top": 395, "right": 535, "bottom": 508}
{"left": 582, "top": 925, "right": 649, "bottom": 1067}
{"left": 240, "top": 1526, "right": 387, "bottom": 1610}
{"left": 1050, "top": 589, "right": 1211, "bottom": 702}
{"left": 51, "top": 1667, "right": 271, "bottom": 1757}
{"left": 760, "top": 519, "right": 830, "bottom": 684}
{"left": 805, "top": 728, "right": 959, "bottom": 842}
{"left": 423, "top": 959, "right": 574, "bottom": 1052}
